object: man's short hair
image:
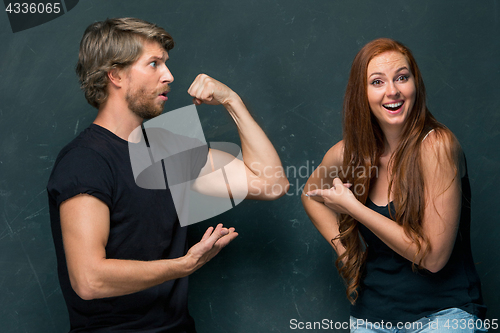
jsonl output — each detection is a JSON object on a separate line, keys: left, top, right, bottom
{"left": 76, "top": 17, "right": 174, "bottom": 109}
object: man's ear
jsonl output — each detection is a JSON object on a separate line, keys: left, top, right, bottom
{"left": 108, "top": 67, "right": 125, "bottom": 88}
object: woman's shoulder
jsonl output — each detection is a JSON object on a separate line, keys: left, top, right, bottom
{"left": 421, "top": 128, "right": 461, "bottom": 156}
{"left": 420, "top": 127, "right": 464, "bottom": 176}
{"left": 321, "top": 140, "right": 345, "bottom": 167}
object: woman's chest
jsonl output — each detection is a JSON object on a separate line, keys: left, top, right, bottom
{"left": 368, "top": 156, "right": 392, "bottom": 206}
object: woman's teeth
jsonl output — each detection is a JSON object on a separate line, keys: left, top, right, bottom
{"left": 383, "top": 101, "right": 403, "bottom": 110}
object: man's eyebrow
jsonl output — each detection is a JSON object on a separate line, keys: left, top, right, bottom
{"left": 146, "top": 54, "right": 169, "bottom": 62}
{"left": 368, "top": 66, "right": 409, "bottom": 78}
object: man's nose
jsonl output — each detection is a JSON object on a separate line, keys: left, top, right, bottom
{"left": 161, "top": 65, "right": 174, "bottom": 84}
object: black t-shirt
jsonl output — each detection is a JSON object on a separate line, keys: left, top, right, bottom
{"left": 47, "top": 124, "right": 208, "bottom": 332}
{"left": 350, "top": 166, "right": 486, "bottom": 324}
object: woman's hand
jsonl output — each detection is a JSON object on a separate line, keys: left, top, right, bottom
{"left": 306, "top": 177, "right": 357, "bottom": 215}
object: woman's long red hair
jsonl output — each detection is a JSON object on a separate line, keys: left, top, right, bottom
{"left": 336, "top": 38, "right": 454, "bottom": 304}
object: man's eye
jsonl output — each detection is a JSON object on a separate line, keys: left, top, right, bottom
{"left": 149, "top": 61, "right": 157, "bottom": 68}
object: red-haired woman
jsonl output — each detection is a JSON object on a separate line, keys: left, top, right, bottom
{"left": 302, "top": 38, "right": 487, "bottom": 332}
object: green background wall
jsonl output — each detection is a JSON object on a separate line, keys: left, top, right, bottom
{"left": 0, "top": 1, "right": 498, "bottom": 332}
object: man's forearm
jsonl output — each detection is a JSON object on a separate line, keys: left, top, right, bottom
{"left": 70, "top": 255, "right": 194, "bottom": 300}
{"left": 187, "top": 74, "right": 289, "bottom": 198}
{"left": 68, "top": 223, "right": 236, "bottom": 301}
{"left": 223, "top": 94, "right": 289, "bottom": 194}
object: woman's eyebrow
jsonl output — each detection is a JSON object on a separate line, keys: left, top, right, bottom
{"left": 369, "top": 67, "right": 409, "bottom": 78}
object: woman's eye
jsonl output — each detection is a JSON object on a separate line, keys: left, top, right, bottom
{"left": 397, "top": 75, "right": 409, "bottom": 82}
{"left": 371, "top": 79, "right": 382, "bottom": 86}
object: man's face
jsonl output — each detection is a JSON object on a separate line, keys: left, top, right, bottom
{"left": 123, "top": 40, "right": 174, "bottom": 120}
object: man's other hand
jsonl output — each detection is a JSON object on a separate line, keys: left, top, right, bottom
{"left": 183, "top": 223, "right": 238, "bottom": 273}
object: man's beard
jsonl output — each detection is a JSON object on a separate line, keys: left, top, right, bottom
{"left": 125, "top": 86, "right": 166, "bottom": 120}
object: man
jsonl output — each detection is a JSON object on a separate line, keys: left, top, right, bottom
{"left": 47, "top": 17, "right": 288, "bottom": 332}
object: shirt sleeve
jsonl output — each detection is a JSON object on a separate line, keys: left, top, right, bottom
{"left": 190, "top": 144, "right": 209, "bottom": 179}
{"left": 47, "top": 147, "right": 114, "bottom": 208}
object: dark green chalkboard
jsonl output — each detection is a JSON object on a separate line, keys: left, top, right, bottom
{"left": 0, "top": 1, "right": 498, "bottom": 332}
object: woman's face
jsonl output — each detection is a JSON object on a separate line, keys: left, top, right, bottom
{"left": 366, "top": 51, "right": 416, "bottom": 131}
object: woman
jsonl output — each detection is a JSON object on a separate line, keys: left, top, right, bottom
{"left": 302, "top": 38, "right": 487, "bottom": 332}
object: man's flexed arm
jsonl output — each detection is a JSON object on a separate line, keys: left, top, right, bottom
{"left": 188, "top": 74, "right": 289, "bottom": 200}
{"left": 60, "top": 194, "right": 237, "bottom": 300}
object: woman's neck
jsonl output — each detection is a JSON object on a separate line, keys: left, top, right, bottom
{"left": 381, "top": 126, "right": 402, "bottom": 156}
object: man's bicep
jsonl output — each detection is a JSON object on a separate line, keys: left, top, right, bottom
{"left": 196, "top": 149, "right": 236, "bottom": 176}
{"left": 59, "top": 194, "right": 110, "bottom": 285}
{"left": 192, "top": 148, "right": 251, "bottom": 198}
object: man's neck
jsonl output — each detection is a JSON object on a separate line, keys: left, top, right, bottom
{"left": 94, "top": 99, "right": 143, "bottom": 142}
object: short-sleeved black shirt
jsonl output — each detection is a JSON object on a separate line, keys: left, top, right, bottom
{"left": 47, "top": 124, "right": 208, "bottom": 332}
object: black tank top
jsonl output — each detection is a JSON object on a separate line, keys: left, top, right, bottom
{"left": 350, "top": 164, "right": 486, "bottom": 324}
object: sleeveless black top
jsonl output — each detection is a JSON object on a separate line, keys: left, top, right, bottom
{"left": 350, "top": 164, "right": 486, "bottom": 324}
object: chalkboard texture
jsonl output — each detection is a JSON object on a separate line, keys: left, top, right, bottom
{"left": 0, "top": 1, "right": 498, "bottom": 332}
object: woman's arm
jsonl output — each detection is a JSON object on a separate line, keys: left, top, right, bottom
{"left": 301, "top": 141, "right": 347, "bottom": 258}
{"left": 307, "top": 131, "right": 462, "bottom": 273}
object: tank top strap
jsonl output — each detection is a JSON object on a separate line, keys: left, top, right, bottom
{"left": 422, "top": 128, "right": 435, "bottom": 142}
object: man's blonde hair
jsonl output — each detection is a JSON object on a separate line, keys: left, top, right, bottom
{"left": 75, "top": 17, "right": 174, "bottom": 109}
